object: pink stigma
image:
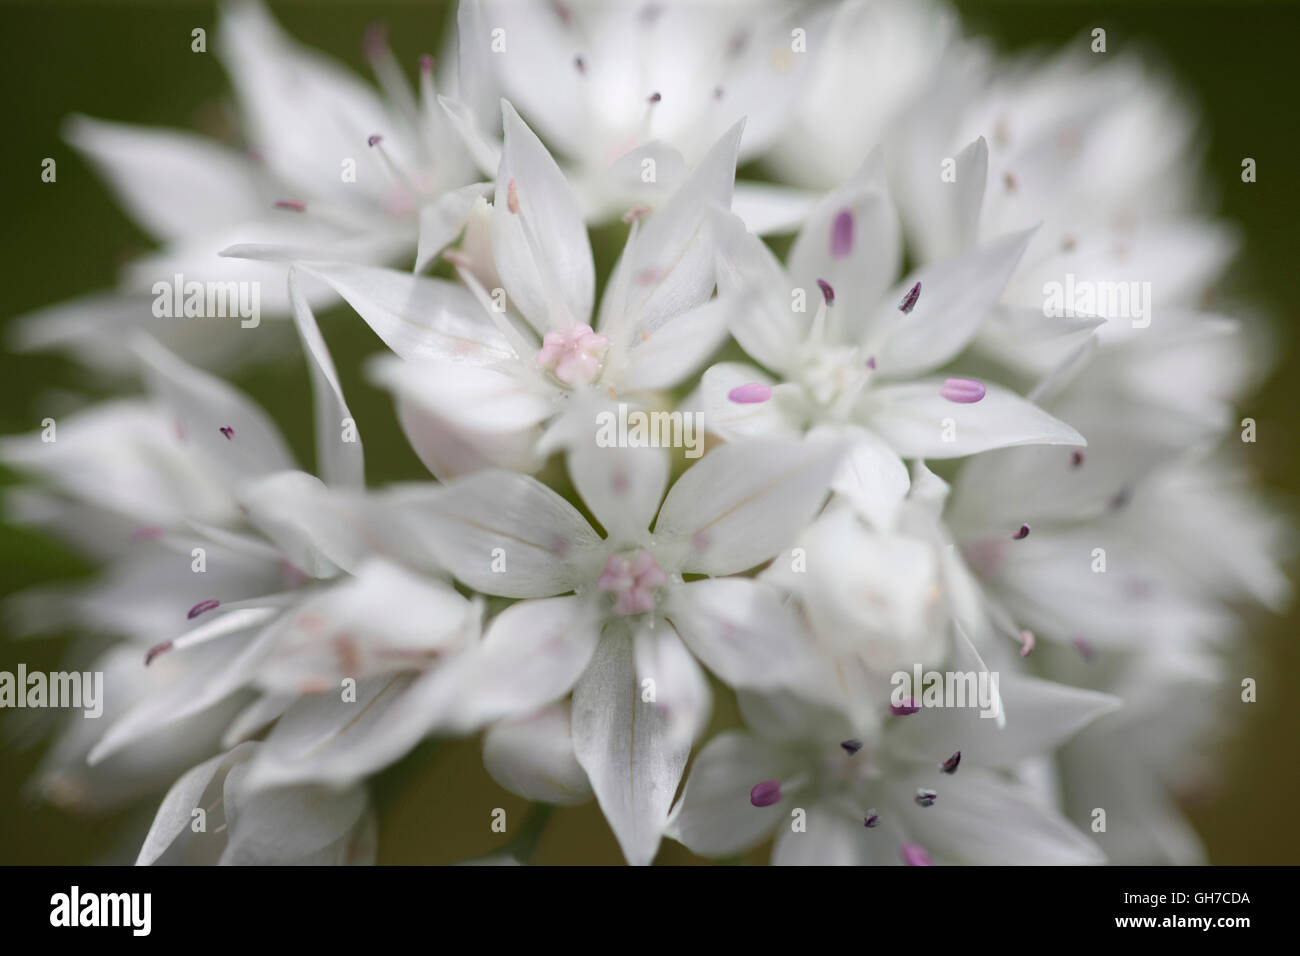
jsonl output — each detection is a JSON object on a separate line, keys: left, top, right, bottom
{"left": 899, "top": 281, "right": 921, "bottom": 314}
{"left": 940, "top": 378, "right": 986, "bottom": 404}
{"left": 817, "top": 278, "right": 834, "bottom": 305}
{"left": 891, "top": 697, "right": 920, "bottom": 716}
{"left": 274, "top": 199, "right": 306, "bottom": 212}
{"left": 901, "top": 843, "right": 932, "bottom": 866}
{"left": 363, "top": 22, "right": 387, "bottom": 60}
{"left": 728, "top": 382, "right": 772, "bottom": 404}
{"left": 367, "top": 134, "right": 383, "bottom": 147}
{"left": 1012, "top": 523, "right": 1030, "bottom": 540}
{"left": 596, "top": 550, "right": 667, "bottom": 615}
{"left": 187, "top": 599, "right": 220, "bottom": 620}
{"left": 750, "top": 780, "right": 782, "bottom": 807}
{"left": 144, "top": 640, "right": 173, "bottom": 667}
{"left": 536, "top": 323, "right": 610, "bottom": 386}
{"left": 219, "top": 426, "right": 235, "bottom": 440}
{"left": 830, "top": 210, "right": 854, "bottom": 258}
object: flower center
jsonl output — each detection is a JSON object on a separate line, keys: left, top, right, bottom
{"left": 537, "top": 322, "right": 611, "bottom": 387}
{"left": 596, "top": 549, "right": 667, "bottom": 615}
{"left": 800, "top": 344, "right": 871, "bottom": 409}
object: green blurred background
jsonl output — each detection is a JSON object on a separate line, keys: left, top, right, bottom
{"left": 1, "top": 0, "right": 1297, "bottom": 864}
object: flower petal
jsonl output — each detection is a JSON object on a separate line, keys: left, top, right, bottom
{"left": 65, "top": 115, "right": 263, "bottom": 241}
{"left": 368, "top": 356, "right": 552, "bottom": 478}
{"left": 571, "top": 630, "right": 705, "bottom": 866}
{"left": 883, "top": 673, "right": 1120, "bottom": 770}
{"left": 667, "top": 730, "right": 798, "bottom": 857}
{"left": 699, "top": 362, "right": 801, "bottom": 442}
{"left": 568, "top": 438, "right": 670, "bottom": 546}
{"left": 865, "top": 379, "right": 1086, "bottom": 459}
{"left": 731, "top": 181, "right": 821, "bottom": 236}
{"left": 618, "top": 295, "right": 733, "bottom": 392}
{"left": 136, "top": 743, "right": 258, "bottom": 865}
{"left": 439, "top": 594, "right": 602, "bottom": 731}
{"left": 287, "top": 269, "right": 364, "bottom": 489}
{"left": 870, "top": 228, "right": 1035, "bottom": 377}
{"left": 888, "top": 768, "right": 1104, "bottom": 865}
{"left": 815, "top": 424, "right": 911, "bottom": 530}
{"left": 493, "top": 100, "right": 594, "bottom": 332}
{"left": 399, "top": 470, "right": 604, "bottom": 597}
{"left": 133, "top": 334, "right": 296, "bottom": 484}
{"left": 298, "top": 261, "right": 511, "bottom": 364}
{"left": 597, "top": 121, "right": 743, "bottom": 338}
{"left": 662, "top": 578, "right": 819, "bottom": 691}
{"left": 483, "top": 701, "right": 593, "bottom": 806}
{"left": 655, "top": 439, "right": 842, "bottom": 575}
{"left": 414, "top": 182, "right": 495, "bottom": 273}
{"left": 711, "top": 207, "right": 803, "bottom": 375}
{"left": 788, "top": 149, "right": 902, "bottom": 325}
{"left": 772, "top": 800, "right": 886, "bottom": 866}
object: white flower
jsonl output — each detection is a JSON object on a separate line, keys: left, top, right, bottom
{"left": 11, "top": 0, "right": 485, "bottom": 371}
{"left": 700, "top": 155, "right": 1084, "bottom": 529}
{"left": 136, "top": 742, "right": 375, "bottom": 865}
{"left": 276, "top": 101, "right": 740, "bottom": 479}
{"left": 446, "top": 0, "right": 824, "bottom": 233}
{"left": 379, "top": 438, "right": 842, "bottom": 863}
{"left": 765, "top": 0, "right": 973, "bottom": 194}
{"left": 668, "top": 668, "right": 1117, "bottom": 865}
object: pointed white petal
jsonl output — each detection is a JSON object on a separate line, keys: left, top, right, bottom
{"left": 711, "top": 207, "right": 803, "bottom": 374}
{"left": 617, "top": 295, "right": 732, "bottom": 392}
{"left": 871, "top": 228, "right": 1036, "bottom": 377}
{"left": 865, "top": 380, "right": 1085, "bottom": 459}
{"left": 494, "top": 101, "right": 594, "bottom": 332}
{"left": 483, "top": 701, "right": 592, "bottom": 806}
{"left": 884, "top": 673, "right": 1120, "bottom": 770}
{"left": 890, "top": 768, "right": 1105, "bottom": 865}
{"left": 667, "top": 731, "right": 797, "bottom": 857}
{"left": 568, "top": 439, "right": 669, "bottom": 545}
{"left": 439, "top": 595, "right": 602, "bottom": 730}
{"left": 655, "top": 439, "right": 842, "bottom": 575}
{"left": 287, "top": 269, "right": 364, "bottom": 489}
{"left": 216, "top": 0, "right": 400, "bottom": 203}
{"left": 816, "top": 424, "right": 911, "bottom": 530}
{"left": 598, "top": 122, "right": 743, "bottom": 337}
{"left": 136, "top": 743, "right": 258, "bottom": 865}
{"left": 772, "top": 800, "right": 885, "bottom": 866}
{"left": 699, "top": 362, "right": 801, "bottom": 442}
{"left": 65, "top": 115, "right": 263, "bottom": 240}
{"left": 662, "top": 579, "right": 819, "bottom": 691}
{"left": 788, "top": 150, "right": 902, "bottom": 324}
{"left": 571, "top": 631, "right": 705, "bottom": 866}
{"left": 369, "top": 357, "right": 552, "bottom": 479}
{"left": 402, "top": 470, "right": 604, "bottom": 597}
{"left": 219, "top": 759, "right": 370, "bottom": 865}
{"left": 414, "top": 182, "right": 494, "bottom": 273}
{"left": 133, "top": 334, "right": 296, "bottom": 484}
{"left": 299, "top": 261, "right": 511, "bottom": 363}
{"left": 731, "top": 181, "right": 821, "bottom": 236}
